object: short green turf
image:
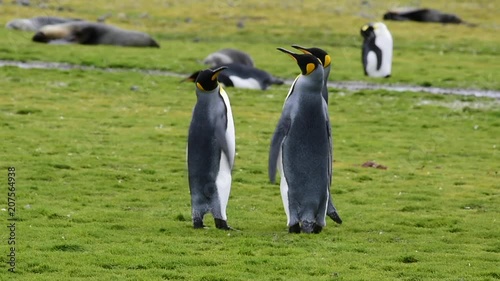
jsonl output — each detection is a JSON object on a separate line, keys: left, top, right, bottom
{"left": 0, "top": 1, "right": 499, "bottom": 280}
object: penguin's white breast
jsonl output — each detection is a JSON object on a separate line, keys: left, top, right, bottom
{"left": 375, "top": 31, "right": 393, "bottom": 75}
{"left": 277, "top": 146, "right": 291, "bottom": 224}
{"left": 219, "top": 87, "right": 235, "bottom": 164}
{"left": 215, "top": 151, "right": 232, "bottom": 220}
{"left": 366, "top": 51, "right": 379, "bottom": 75}
{"left": 216, "top": 87, "right": 235, "bottom": 220}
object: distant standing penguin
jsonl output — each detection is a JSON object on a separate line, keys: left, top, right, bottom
{"left": 187, "top": 66, "right": 236, "bottom": 230}
{"left": 360, "top": 22, "right": 393, "bottom": 78}
{"left": 269, "top": 48, "right": 334, "bottom": 234}
{"left": 290, "top": 45, "right": 342, "bottom": 225}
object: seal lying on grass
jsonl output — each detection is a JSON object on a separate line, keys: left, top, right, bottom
{"left": 32, "top": 21, "right": 160, "bottom": 48}
{"left": 383, "top": 8, "right": 476, "bottom": 26}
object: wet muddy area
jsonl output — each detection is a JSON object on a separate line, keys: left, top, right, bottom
{"left": 1, "top": 59, "right": 499, "bottom": 99}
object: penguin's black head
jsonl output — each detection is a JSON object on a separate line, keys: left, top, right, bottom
{"left": 195, "top": 66, "right": 227, "bottom": 91}
{"left": 277, "top": 47, "right": 320, "bottom": 76}
{"left": 291, "top": 45, "right": 331, "bottom": 68}
{"left": 360, "top": 23, "right": 376, "bottom": 39}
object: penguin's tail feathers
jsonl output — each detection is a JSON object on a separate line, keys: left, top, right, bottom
{"left": 301, "top": 221, "right": 323, "bottom": 234}
{"left": 327, "top": 211, "right": 343, "bottom": 225}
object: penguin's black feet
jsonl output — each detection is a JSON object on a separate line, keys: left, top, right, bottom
{"left": 193, "top": 218, "right": 206, "bottom": 229}
{"left": 312, "top": 224, "right": 323, "bottom": 234}
{"left": 288, "top": 223, "right": 301, "bottom": 233}
{"left": 328, "top": 211, "right": 343, "bottom": 225}
{"left": 214, "top": 218, "right": 233, "bottom": 230}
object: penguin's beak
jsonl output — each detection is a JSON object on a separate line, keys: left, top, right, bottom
{"left": 181, "top": 71, "right": 201, "bottom": 83}
{"left": 277, "top": 47, "right": 299, "bottom": 62}
{"left": 291, "top": 44, "right": 311, "bottom": 55}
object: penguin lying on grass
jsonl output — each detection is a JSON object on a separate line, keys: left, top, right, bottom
{"left": 32, "top": 21, "right": 160, "bottom": 47}
{"left": 269, "top": 48, "right": 341, "bottom": 234}
{"left": 203, "top": 48, "right": 255, "bottom": 67}
{"left": 186, "top": 63, "right": 284, "bottom": 90}
{"left": 187, "top": 66, "right": 235, "bottom": 230}
{"left": 6, "top": 16, "right": 82, "bottom": 31}
{"left": 360, "top": 22, "right": 392, "bottom": 78}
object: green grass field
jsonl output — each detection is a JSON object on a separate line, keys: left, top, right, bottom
{"left": 1, "top": 1, "right": 499, "bottom": 280}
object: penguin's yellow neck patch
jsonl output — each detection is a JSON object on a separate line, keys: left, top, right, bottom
{"left": 361, "top": 25, "right": 369, "bottom": 31}
{"left": 196, "top": 82, "right": 205, "bottom": 91}
{"left": 306, "top": 63, "right": 316, "bottom": 75}
{"left": 324, "top": 55, "right": 331, "bottom": 67}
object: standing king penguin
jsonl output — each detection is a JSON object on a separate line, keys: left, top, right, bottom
{"left": 360, "top": 22, "right": 393, "bottom": 78}
{"left": 269, "top": 48, "right": 337, "bottom": 233}
{"left": 290, "top": 45, "right": 342, "bottom": 225}
{"left": 187, "top": 66, "right": 235, "bottom": 230}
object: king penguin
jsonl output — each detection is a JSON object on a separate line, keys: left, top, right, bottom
{"left": 269, "top": 48, "right": 334, "bottom": 234}
{"left": 360, "top": 22, "right": 393, "bottom": 78}
{"left": 187, "top": 66, "right": 236, "bottom": 230}
{"left": 290, "top": 45, "right": 342, "bottom": 225}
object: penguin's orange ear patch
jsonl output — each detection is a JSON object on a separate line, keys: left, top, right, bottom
{"left": 361, "top": 25, "right": 369, "bottom": 31}
{"left": 324, "top": 55, "right": 331, "bottom": 67}
{"left": 306, "top": 63, "right": 316, "bottom": 75}
{"left": 196, "top": 82, "right": 205, "bottom": 91}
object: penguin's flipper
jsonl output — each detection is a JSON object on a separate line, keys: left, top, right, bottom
{"left": 370, "top": 41, "right": 383, "bottom": 71}
{"left": 362, "top": 45, "right": 369, "bottom": 76}
{"left": 324, "top": 100, "right": 342, "bottom": 224}
{"left": 324, "top": 100, "right": 333, "bottom": 185}
{"left": 268, "top": 116, "right": 291, "bottom": 183}
{"left": 215, "top": 112, "right": 233, "bottom": 168}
